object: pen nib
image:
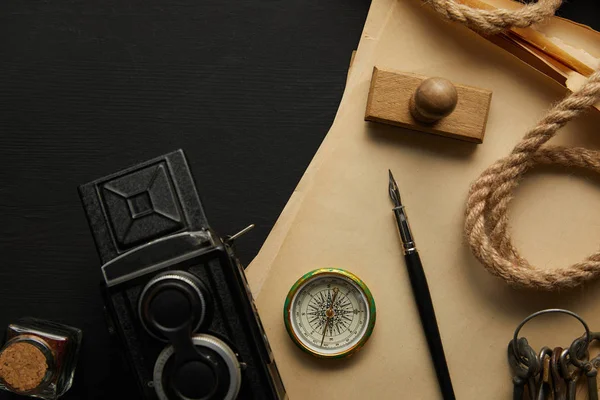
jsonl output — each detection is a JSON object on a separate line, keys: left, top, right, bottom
{"left": 388, "top": 170, "right": 402, "bottom": 207}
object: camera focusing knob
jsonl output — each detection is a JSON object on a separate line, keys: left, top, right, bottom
{"left": 138, "top": 271, "right": 211, "bottom": 341}
{"left": 153, "top": 334, "right": 242, "bottom": 400}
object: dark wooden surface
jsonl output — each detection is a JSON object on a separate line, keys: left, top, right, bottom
{"left": 1, "top": 0, "right": 599, "bottom": 398}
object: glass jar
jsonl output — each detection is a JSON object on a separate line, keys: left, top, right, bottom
{"left": 0, "top": 318, "right": 82, "bottom": 399}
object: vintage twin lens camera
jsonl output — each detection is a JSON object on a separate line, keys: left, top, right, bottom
{"left": 79, "top": 150, "right": 287, "bottom": 400}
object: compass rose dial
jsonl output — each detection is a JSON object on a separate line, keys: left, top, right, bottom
{"left": 284, "top": 268, "right": 376, "bottom": 358}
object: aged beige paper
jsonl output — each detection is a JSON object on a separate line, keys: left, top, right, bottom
{"left": 249, "top": 0, "right": 600, "bottom": 398}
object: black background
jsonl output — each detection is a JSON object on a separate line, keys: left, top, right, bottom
{"left": 1, "top": 0, "right": 599, "bottom": 399}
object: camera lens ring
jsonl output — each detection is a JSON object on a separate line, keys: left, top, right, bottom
{"left": 153, "top": 334, "right": 242, "bottom": 400}
{"left": 138, "top": 270, "right": 209, "bottom": 342}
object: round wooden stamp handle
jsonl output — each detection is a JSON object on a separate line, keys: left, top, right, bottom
{"left": 409, "top": 77, "right": 458, "bottom": 123}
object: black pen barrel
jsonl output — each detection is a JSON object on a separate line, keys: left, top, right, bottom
{"left": 404, "top": 250, "right": 456, "bottom": 400}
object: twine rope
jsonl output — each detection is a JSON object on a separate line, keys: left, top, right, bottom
{"left": 426, "top": 0, "right": 600, "bottom": 290}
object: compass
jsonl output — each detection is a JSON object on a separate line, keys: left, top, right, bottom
{"left": 283, "top": 268, "right": 376, "bottom": 358}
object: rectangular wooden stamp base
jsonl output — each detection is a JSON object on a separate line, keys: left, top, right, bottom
{"left": 365, "top": 67, "right": 492, "bottom": 143}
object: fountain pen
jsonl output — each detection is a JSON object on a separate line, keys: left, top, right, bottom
{"left": 388, "top": 170, "right": 456, "bottom": 400}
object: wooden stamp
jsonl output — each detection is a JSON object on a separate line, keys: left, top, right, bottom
{"left": 365, "top": 67, "right": 492, "bottom": 143}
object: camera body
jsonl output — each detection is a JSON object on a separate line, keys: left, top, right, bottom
{"left": 79, "top": 150, "right": 286, "bottom": 400}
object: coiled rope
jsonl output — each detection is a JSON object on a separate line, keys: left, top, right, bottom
{"left": 426, "top": 0, "right": 600, "bottom": 290}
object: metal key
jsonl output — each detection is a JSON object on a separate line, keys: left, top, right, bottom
{"left": 584, "top": 368, "right": 599, "bottom": 400}
{"left": 551, "top": 347, "right": 566, "bottom": 400}
{"left": 537, "top": 347, "right": 552, "bottom": 400}
{"left": 569, "top": 333, "right": 599, "bottom": 400}
{"left": 508, "top": 338, "right": 540, "bottom": 400}
{"left": 589, "top": 331, "right": 600, "bottom": 372}
{"left": 511, "top": 375, "right": 526, "bottom": 400}
{"left": 560, "top": 349, "right": 580, "bottom": 400}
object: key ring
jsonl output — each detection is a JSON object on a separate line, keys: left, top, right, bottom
{"left": 513, "top": 309, "right": 591, "bottom": 361}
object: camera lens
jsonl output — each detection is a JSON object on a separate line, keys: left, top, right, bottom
{"left": 150, "top": 289, "right": 192, "bottom": 328}
{"left": 173, "top": 361, "right": 215, "bottom": 398}
{"left": 138, "top": 271, "right": 212, "bottom": 341}
{"left": 153, "top": 334, "right": 241, "bottom": 400}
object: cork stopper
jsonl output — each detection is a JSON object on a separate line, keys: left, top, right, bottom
{"left": 0, "top": 342, "right": 48, "bottom": 392}
{"left": 409, "top": 77, "right": 458, "bottom": 123}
